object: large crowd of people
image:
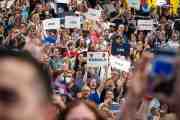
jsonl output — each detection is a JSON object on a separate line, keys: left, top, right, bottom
{"left": 0, "top": 0, "right": 180, "bottom": 120}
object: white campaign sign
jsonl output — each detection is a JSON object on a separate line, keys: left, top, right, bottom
{"left": 137, "top": 19, "right": 154, "bottom": 31}
{"left": 110, "top": 56, "right": 131, "bottom": 72}
{"left": 156, "top": 0, "right": 167, "bottom": 6}
{"left": 87, "top": 52, "right": 109, "bottom": 67}
{"left": 65, "top": 16, "right": 81, "bottom": 29}
{"left": 43, "top": 18, "right": 60, "bottom": 30}
{"left": 85, "top": 9, "right": 101, "bottom": 21}
{"left": 55, "top": 0, "right": 69, "bottom": 4}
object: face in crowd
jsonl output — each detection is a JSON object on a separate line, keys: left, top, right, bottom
{"left": 60, "top": 100, "right": 105, "bottom": 120}
{"left": 0, "top": 49, "right": 54, "bottom": 120}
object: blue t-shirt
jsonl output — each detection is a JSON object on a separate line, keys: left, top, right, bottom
{"left": 88, "top": 90, "right": 100, "bottom": 105}
{"left": 43, "top": 36, "right": 57, "bottom": 44}
{"left": 111, "top": 41, "right": 130, "bottom": 56}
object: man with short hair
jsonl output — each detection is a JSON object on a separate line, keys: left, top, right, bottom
{"left": 0, "top": 48, "right": 55, "bottom": 120}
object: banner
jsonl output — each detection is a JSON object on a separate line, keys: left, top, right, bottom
{"left": 65, "top": 16, "right": 81, "bottom": 29}
{"left": 110, "top": 56, "right": 131, "bottom": 72}
{"left": 128, "top": 0, "right": 141, "bottom": 10}
{"left": 43, "top": 18, "right": 60, "bottom": 30}
{"left": 85, "top": 9, "right": 101, "bottom": 21}
{"left": 87, "top": 52, "right": 109, "bottom": 67}
{"left": 137, "top": 19, "right": 154, "bottom": 31}
{"left": 55, "top": 0, "right": 69, "bottom": 4}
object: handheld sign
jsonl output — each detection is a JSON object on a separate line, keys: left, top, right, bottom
{"left": 137, "top": 19, "right": 154, "bottom": 31}
{"left": 110, "top": 56, "right": 131, "bottom": 72}
{"left": 43, "top": 18, "right": 60, "bottom": 30}
{"left": 87, "top": 52, "right": 109, "bottom": 67}
{"left": 55, "top": 0, "right": 69, "bottom": 4}
{"left": 65, "top": 16, "right": 81, "bottom": 29}
{"left": 156, "top": 0, "right": 167, "bottom": 6}
{"left": 85, "top": 9, "right": 101, "bottom": 21}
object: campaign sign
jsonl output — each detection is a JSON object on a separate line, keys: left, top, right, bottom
{"left": 137, "top": 19, "right": 154, "bottom": 31}
{"left": 110, "top": 56, "right": 131, "bottom": 72}
{"left": 85, "top": 9, "right": 101, "bottom": 21}
{"left": 156, "top": 0, "right": 167, "bottom": 6}
{"left": 43, "top": 18, "right": 60, "bottom": 30}
{"left": 65, "top": 16, "right": 81, "bottom": 29}
{"left": 87, "top": 52, "right": 109, "bottom": 67}
{"left": 55, "top": 0, "right": 69, "bottom": 4}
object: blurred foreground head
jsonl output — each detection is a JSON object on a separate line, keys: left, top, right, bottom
{"left": 0, "top": 48, "right": 53, "bottom": 120}
{"left": 60, "top": 100, "right": 106, "bottom": 120}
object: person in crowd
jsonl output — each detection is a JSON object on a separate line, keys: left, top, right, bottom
{"left": 0, "top": 48, "right": 56, "bottom": 120}
{"left": 59, "top": 100, "right": 106, "bottom": 120}
{"left": 88, "top": 78, "right": 102, "bottom": 105}
{"left": 120, "top": 52, "right": 180, "bottom": 120}
{"left": 0, "top": 0, "right": 180, "bottom": 119}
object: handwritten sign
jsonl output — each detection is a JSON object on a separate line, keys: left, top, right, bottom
{"left": 43, "top": 18, "right": 60, "bottom": 30}
{"left": 65, "top": 16, "right": 81, "bottom": 29}
{"left": 87, "top": 52, "right": 109, "bottom": 67}
{"left": 137, "top": 19, "right": 154, "bottom": 31}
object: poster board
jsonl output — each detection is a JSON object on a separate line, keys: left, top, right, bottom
{"left": 65, "top": 16, "right": 81, "bottom": 29}
{"left": 87, "top": 52, "right": 109, "bottom": 67}
{"left": 85, "top": 9, "right": 101, "bottom": 21}
{"left": 55, "top": 0, "right": 69, "bottom": 4}
{"left": 43, "top": 18, "right": 60, "bottom": 30}
{"left": 110, "top": 56, "right": 131, "bottom": 72}
{"left": 137, "top": 19, "right": 154, "bottom": 31}
{"left": 156, "top": 0, "right": 167, "bottom": 6}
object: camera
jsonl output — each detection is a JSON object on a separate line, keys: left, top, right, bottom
{"left": 147, "top": 49, "right": 177, "bottom": 96}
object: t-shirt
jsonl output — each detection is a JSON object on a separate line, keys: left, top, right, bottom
{"left": 88, "top": 90, "right": 100, "bottom": 104}
{"left": 43, "top": 36, "right": 57, "bottom": 44}
{"left": 64, "top": 50, "right": 79, "bottom": 57}
{"left": 111, "top": 41, "right": 130, "bottom": 56}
